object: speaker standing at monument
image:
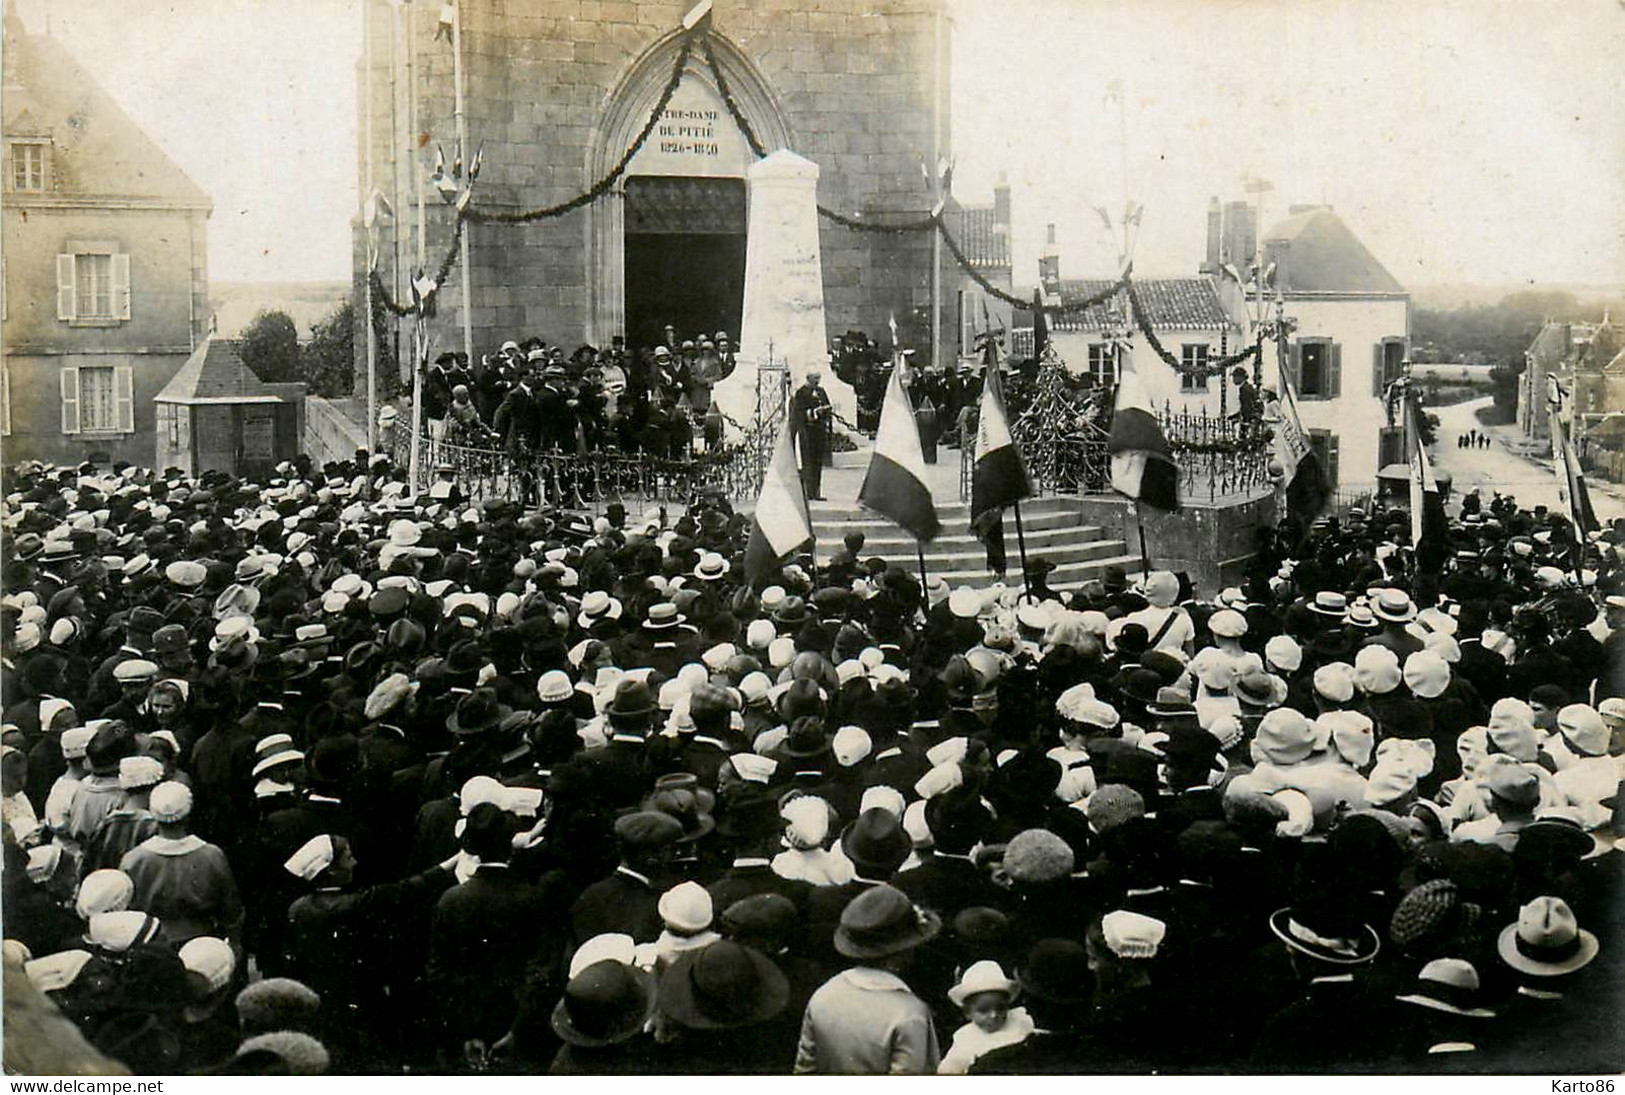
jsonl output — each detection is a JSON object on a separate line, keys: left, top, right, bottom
{"left": 790, "top": 372, "right": 833, "bottom": 501}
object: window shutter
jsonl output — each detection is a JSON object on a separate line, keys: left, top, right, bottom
{"left": 112, "top": 253, "right": 132, "bottom": 320}
{"left": 114, "top": 363, "right": 135, "bottom": 432}
{"left": 1373, "top": 343, "right": 1385, "bottom": 396}
{"left": 1327, "top": 434, "right": 1340, "bottom": 488}
{"left": 1329, "top": 343, "right": 1343, "bottom": 397}
{"left": 1288, "top": 340, "right": 1302, "bottom": 392}
{"left": 1, "top": 363, "right": 10, "bottom": 436}
{"left": 60, "top": 365, "right": 80, "bottom": 434}
{"left": 56, "top": 254, "right": 76, "bottom": 320}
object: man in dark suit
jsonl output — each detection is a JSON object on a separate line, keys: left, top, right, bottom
{"left": 569, "top": 809, "right": 682, "bottom": 944}
{"left": 536, "top": 365, "right": 575, "bottom": 453}
{"left": 577, "top": 679, "right": 663, "bottom": 811}
{"left": 492, "top": 370, "right": 543, "bottom": 457}
{"left": 789, "top": 371, "right": 832, "bottom": 500}
{"left": 892, "top": 789, "right": 1007, "bottom": 920}
{"left": 709, "top": 791, "right": 812, "bottom": 914}
{"left": 427, "top": 804, "right": 572, "bottom": 1062}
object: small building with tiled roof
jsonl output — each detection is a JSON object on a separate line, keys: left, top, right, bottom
{"left": 1011, "top": 273, "right": 1243, "bottom": 415}
{"left": 943, "top": 177, "right": 1016, "bottom": 363}
{"left": 1, "top": 10, "right": 212, "bottom": 468}
{"left": 153, "top": 338, "right": 304, "bottom": 476}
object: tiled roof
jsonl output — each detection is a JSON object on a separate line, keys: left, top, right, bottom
{"left": 1260, "top": 208, "right": 1404, "bottom": 295}
{"left": 155, "top": 338, "right": 282, "bottom": 405}
{"left": 949, "top": 205, "right": 1010, "bottom": 269}
{"left": 1041, "top": 277, "right": 1236, "bottom": 334}
{"left": 1580, "top": 322, "right": 1620, "bottom": 371}
{"left": 1, "top": 25, "right": 210, "bottom": 206}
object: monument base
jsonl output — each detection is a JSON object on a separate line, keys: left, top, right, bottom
{"left": 1070, "top": 490, "right": 1277, "bottom": 595}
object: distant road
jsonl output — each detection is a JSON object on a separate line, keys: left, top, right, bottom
{"left": 1429, "top": 395, "right": 1624, "bottom": 523}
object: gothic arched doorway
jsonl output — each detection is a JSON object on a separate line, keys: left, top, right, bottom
{"left": 586, "top": 32, "right": 793, "bottom": 349}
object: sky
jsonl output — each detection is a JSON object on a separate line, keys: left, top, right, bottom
{"left": 16, "top": 0, "right": 1625, "bottom": 290}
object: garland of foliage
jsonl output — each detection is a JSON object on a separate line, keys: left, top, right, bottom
{"left": 1126, "top": 280, "right": 1261, "bottom": 377}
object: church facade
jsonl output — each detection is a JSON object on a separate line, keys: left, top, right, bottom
{"left": 356, "top": 0, "right": 960, "bottom": 374}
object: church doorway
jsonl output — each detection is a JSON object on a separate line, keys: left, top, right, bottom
{"left": 622, "top": 175, "right": 747, "bottom": 352}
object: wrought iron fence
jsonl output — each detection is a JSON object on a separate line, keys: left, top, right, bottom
{"left": 958, "top": 402, "right": 1270, "bottom": 504}
{"left": 392, "top": 425, "right": 773, "bottom": 511}
{"left": 1157, "top": 402, "right": 1272, "bottom": 503}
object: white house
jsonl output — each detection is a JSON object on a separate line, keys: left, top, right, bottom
{"left": 1216, "top": 206, "right": 1411, "bottom": 493}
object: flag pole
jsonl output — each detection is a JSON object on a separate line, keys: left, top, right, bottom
{"left": 1012, "top": 501, "right": 1032, "bottom": 595}
{"left": 916, "top": 541, "right": 929, "bottom": 603}
{"left": 362, "top": 0, "right": 377, "bottom": 455}
{"left": 405, "top": 0, "right": 425, "bottom": 493}
{"left": 451, "top": 0, "right": 474, "bottom": 372}
{"left": 1135, "top": 499, "right": 1152, "bottom": 576}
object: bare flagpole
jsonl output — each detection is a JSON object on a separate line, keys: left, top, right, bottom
{"left": 362, "top": 0, "right": 378, "bottom": 454}
{"left": 406, "top": 0, "right": 427, "bottom": 492}
{"left": 452, "top": 0, "right": 474, "bottom": 370}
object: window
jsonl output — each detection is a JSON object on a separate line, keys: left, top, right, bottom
{"left": 1291, "top": 338, "right": 1341, "bottom": 399}
{"left": 1372, "top": 338, "right": 1406, "bottom": 396}
{"left": 1087, "top": 343, "right": 1118, "bottom": 388}
{"left": 1307, "top": 428, "right": 1340, "bottom": 489}
{"left": 56, "top": 250, "right": 132, "bottom": 323}
{"left": 10, "top": 142, "right": 47, "bottom": 192}
{"left": 1180, "top": 344, "right": 1211, "bottom": 391}
{"left": 1378, "top": 425, "right": 1404, "bottom": 469}
{"left": 59, "top": 363, "right": 134, "bottom": 435}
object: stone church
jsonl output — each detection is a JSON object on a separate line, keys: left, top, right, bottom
{"left": 355, "top": 0, "right": 981, "bottom": 372}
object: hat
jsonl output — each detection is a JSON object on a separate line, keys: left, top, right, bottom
{"left": 118, "top": 755, "right": 165, "bottom": 791}
{"left": 235, "top": 1031, "right": 331, "bottom": 1075}
{"left": 657, "top": 880, "right": 714, "bottom": 934}
{"left": 840, "top": 808, "right": 912, "bottom": 879}
{"left": 1017, "top": 939, "right": 1092, "bottom": 1003}
{"left": 606, "top": 679, "right": 657, "bottom": 719}
{"left": 178, "top": 936, "right": 236, "bottom": 994}
{"left": 1234, "top": 670, "right": 1287, "bottom": 709}
{"left": 234, "top": 978, "right": 323, "bottom": 1038}
{"left": 832, "top": 725, "right": 872, "bottom": 767}
{"left": 1208, "top": 609, "right": 1247, "bottom": 639}
{"left": 166, "top": 560, "right": 206, "bottom": 589}
{"left": 112, "top": 659, "right": 159, "bottom": 684}
{"left": 947, "top": 959, "right": 1020, "bottom": 1008}
{"left": 447, "top": 688, "right": 511, "bottom": 735}
{"left": 1313, "top": 662, "right": 1356, "bottom": 704}
{"left": 1252, "top": 708, "right": 1318, "bottom": 766}
{"left": 363, "top": 673, "right": 416, "bottom": 721}
{"left": 551, "top": 960, "right": 656, "bottom": 1047}
{"left": 1484, "top": 764, "right": 1540, "bottom": 811}
{"left": 1396, "top": 958, "right": 1495, "bottom": 1018}
{"left": 1556, "top": 704, "right": 1609, "bottom": 757}
{"left": 536, "top": 669, "right": 574, "bottom": 705}
{"left": 284, "top": 834, "right": 337, "bottom": 881}
{"left": 1269, "top": 906, "right": 1381, "bottom": 965}
{"left": 75, "top": 869, "right": 135, "bottom": 919}
{"left": 1389, "top": 879, "right": 1478, "bottom": 952}
{"left": 1322, "top": 710, "right": 1375, "bottom": 768}
{"left": 59, "top": 726, "right": 94, "bottom": 760}
{"left": 1497, "top": 896, "right": 1599, "bottom": 977}
{"left": 1373, "top": 589, "right": 1417, "bottom": 623}
{"left": 1085, "top": 783, "right": 1145, "bottom": 834}
{"left": 659, "top": 941, "right": 790, "bottom": 1030}
{"left": 1354, "top": 645, "right": 1402, "bottom": 695}
{"left": 577, "top": 590, "right": 623, "bottom": 629}
{"left": 1308, "top": 591, "right": 1348, "bottom": 618}
{"left": 87, "top": 910, "right": 162, "bottom": 952}
{"left": 1003, "top": 828, "right": 1075, "bottom": 884}
{"left": 833, "top": 884, "right": 941, "bottom": 959}
{"left": 720, "top": 893, "right": 799, "bottom": 942}
{"left": 1101, "top": 910, "right": 1167, "bottom": 960}
{"left": 148, "top": 781, "right": 193, "bottom": 823}
{"left": 614, "top": 810, "right": 683, "bottom": 849}
{"left": 1265, "top": 634, "right": 1303, "bottom": 673}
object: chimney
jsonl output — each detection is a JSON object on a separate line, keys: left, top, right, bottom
{"left": 1201, "top": 196, "right": 1221, "bottom": 274}
{"left": 1221, "top": 201, "right": 1256, "bottom": 270}
{"left": 1038, "top": 223, "right": 1060, "bottom": 297}
{"left": 993, "top": 171, "right": 1010, "bottom": 230}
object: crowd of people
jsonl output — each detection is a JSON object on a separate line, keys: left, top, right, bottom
{"left": 2, "top": 447, "right": 1622, "bottom": 1075}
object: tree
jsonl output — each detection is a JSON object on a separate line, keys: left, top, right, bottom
{"left": 302, "top": 301, "right": 357, "bottom": 399}
{"left": 237, "top": 310, "right": 301, "bottom": 384}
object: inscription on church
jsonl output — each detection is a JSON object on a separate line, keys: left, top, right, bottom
{"left": 658, "top": 108, "right": 722, "bottom": 157}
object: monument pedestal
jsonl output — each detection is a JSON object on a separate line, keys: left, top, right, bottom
{"left": 714, "top": 150, "right": 853, "bottom": 436}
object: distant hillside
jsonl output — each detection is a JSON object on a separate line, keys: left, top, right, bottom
{"left": 1409, "top": 282, "right": 1625, "bottom": 311}
{"left": 210, "top": 280, "right": 350, "bottom": 341}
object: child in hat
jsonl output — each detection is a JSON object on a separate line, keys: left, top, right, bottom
{"left": 938, "top": 959, "right": 1034, "bottom": 1074}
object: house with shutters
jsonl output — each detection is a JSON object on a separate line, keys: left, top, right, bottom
{"left": 1215, "top": 205, "right": 1411, "bottom": 494}
{"left": 1, "top": 13, "right": 212, "bottom": 467}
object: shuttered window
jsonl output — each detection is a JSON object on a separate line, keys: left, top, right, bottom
{"left": 1308, "top": 428, "right": 1340, "bottom": 489}
{"left": 55, "top": 250, "right": 131, "bottom": 322}
{"left": 1296, "top": 339, "right": 1340, "bottom": 399}
{"left": 59, "top": 363, "right": 134, "bottom": 434}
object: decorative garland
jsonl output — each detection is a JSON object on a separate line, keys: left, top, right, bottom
{"left": 462, "top": 34, "right": 694, "bottom": 225}
{"left": 701, "top": 35, "right": 768, "bottom": 160}
{"left": 1126, "top": 280, "right": 1260, "bottom": 378}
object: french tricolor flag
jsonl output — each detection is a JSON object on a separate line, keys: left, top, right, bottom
{"left": 859, "top": 366, "right": 941, "bottom": 542}
{"left": 1109, "top": 358, "right": 1180, "bottom": 512}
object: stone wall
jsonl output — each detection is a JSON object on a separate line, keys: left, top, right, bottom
{"left": 1072, "top": 492, "right": 1277, "bottom": 595}
{"left": 357, "top": 0, "right": 953, "bottom": 366}
{"left": 305, "top": 395, "right": 371, "bottom": 469}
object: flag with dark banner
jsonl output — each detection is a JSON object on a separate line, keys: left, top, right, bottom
{"left": 970, "top": 365, "right": 1034, "bottom": 574}
{"left": 1031, "top": 288, "right": 1048, "bottom": 359}
{"left": 744, "top": 418, "right": 814, "bottom": 584}
{"left": 859, "top": 366, "right": 941, "bottom": 542}
{"left": 1272, "top": 353, "right": 1327, "bottom": 524}
{"left": 1109, "top": 358, "right": 1180, "bottom": 511}
{"left": 1407, "top": 399, "right": 1449, "bottom": 573}
{"left": 1548, "top": 376, "right": 1599, "bottom": 541}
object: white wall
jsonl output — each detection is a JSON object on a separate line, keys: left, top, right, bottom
{"left": 1048, "top": 329, "right": 1236, "bottom": 414}
{"left": 1265, "top": 296, "right": 1410, "bottom": 490}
